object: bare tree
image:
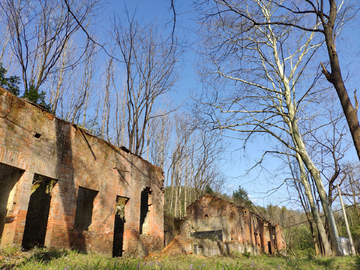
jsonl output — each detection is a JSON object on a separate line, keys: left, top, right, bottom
{"left": 48, "top": 39, "right": 72, "bottom": 113}
{"left": 285, "top": 107, "right": 355, "bottom": 255}
{"left": 190, "top": 130, "right": 225, "bottom": 199}
{"left": 111, "top": 13, "right": 182, "bottom": 156}
{"left": 345, "top": 165, "right": 360, "bottom": 223}
{"left": 111, "top": 63, "right": 127, "bottom": 148}
{"left": 204, "top": 0, "right": 360, "bottom": 163}
{"left": 99, "top": 57, "right": 114, "bottom": 140}
{"left": 54, "top": 43, "right": 98, "bottom": 126}
{"left": 0, "top": 0, "right": 99, "bottom": 94}
{"left": 288, "top": 154, "right": 332, "bottom": 255}
{"left": 163, "top": 113, "right": 226, "bottom": 217}
{"left": 275, "top": 0, "right": 360, "bottom": 163}
{"left": 149, "top": 111, "right": 172, "bottom": 169}
{"left": 167, "top": 113, "right": 195, "bottom": 217}
{"left": 0, "top": 9, "right": 14, "bottom": 68}
{"left": 195, "top": 0, "right": 345, "bottom": 255}
{"left": 304, "top": 108, "right": 353, "bottom": 207}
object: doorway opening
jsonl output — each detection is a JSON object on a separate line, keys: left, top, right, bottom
{"left": 22, "top": 174, "right": 57, "bottom": 250}
{"left": 113, "top": 196, "right": 128, "bottom": 257}
{"left": 74, "top": 187, "right": 98, "bottom": 231}
{"left": 0, "top": 163, "right": 24, "bottom": 242}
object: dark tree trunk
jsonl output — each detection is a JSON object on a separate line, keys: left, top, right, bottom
{"left": 320, "top": 0, "right": 360, "bottom": 162}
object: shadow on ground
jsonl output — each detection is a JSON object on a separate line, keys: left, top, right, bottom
{"left": 0, "top": 247, "right": 70, "bottom": 269}
{"left": 27, "top": 247, "right": 69, "bottom": 263}
{"left": 312, "top": 257, "right": 336, "bottom": 267}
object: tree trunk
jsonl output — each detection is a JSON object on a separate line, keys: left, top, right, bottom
{"left": 184, "top": 150, "right": 188, "bottom": 218}
{"left": 289, "top": 114, "right": 343, "bottom": 255}
{"left": 297, "top": 153, "right": 332, "bottom": 256}
{"left": 320, "top": 1, "right": 360, "bottom": 161}
{"left": 307, "top": 213, "right": 320, "bottom": 256}
{"left": 349, "top": 174, "right": 360, "bottom": 223}
{"left": 295, "top": 138, "right": 343, "bottom": 255}
{"left": 302, "top": 175, "right": 332, "bottom": 255}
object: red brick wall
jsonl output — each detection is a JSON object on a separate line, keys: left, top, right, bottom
{"left": 274, "top": 223, "right": 286, "bottom": 252}
{"left": 0, "top": 88, "right": 164, "bottom": 256}
{"left": 185, "top": 194, "right": 286, "bottom": 255}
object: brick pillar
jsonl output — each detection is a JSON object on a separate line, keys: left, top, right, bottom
{"left": 250, "top": 215, "right": 256, "bottom": 248}
{"left": 242, "top": 208, "right": 251, "bottom": 246}
{"left": 274, "top": 223, "right": 286, "bottom": 254}
{"left": 1, "top": 171, "right": 33, "bottom": 247}
{"left": 254, "top": 218, "right": 261, "bottom": 253}
{"left": 259, "top": 220, "right": 269, "bottom": 254}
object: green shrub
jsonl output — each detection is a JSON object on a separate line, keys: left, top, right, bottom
{"left": 285, "top": 224, "right": 314, "bottom": 252}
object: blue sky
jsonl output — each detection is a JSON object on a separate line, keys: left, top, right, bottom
{"left": 99, "top": 0, "right": 360, "bottom": 209}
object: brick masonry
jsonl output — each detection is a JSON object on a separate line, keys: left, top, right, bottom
{"left": 180, "top": 194, "right": 286, "bottom": 256}
{"left": 0, "top": 87, "right": 164, "bottom": 257}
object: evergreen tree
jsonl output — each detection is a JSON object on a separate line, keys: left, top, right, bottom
{"left": 23, "top": 82, "right": 51, "bottom": 111}
{"left": 205, "top": 185, "right": 215, "bottom": 195}
{"left": 232, "top": 186, "right": 253, "bottom": 209}
{"left": 0, "top": 63, "right": 20, "bottom": 96}
{"left": 0, "top": 64, "right": 50, "bottom": 111}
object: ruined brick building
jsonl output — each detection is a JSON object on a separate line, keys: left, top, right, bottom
{"left": 0, "top": 87, "right": 164, "bottom": 257}
{"left": 163, "top": 194, "right": 286, "bottom": 256}
{"left": 0, "top": 86, "right": 286, "bottom": 258}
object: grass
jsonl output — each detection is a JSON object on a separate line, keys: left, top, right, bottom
{"left": 0, "top": 246, "right": 359, "bottom": 270}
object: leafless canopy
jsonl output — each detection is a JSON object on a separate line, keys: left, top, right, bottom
{"left": 0, "top": 0, "right": 100, "bottom": 92}
{"left": 194, "top": 0, "right": 352, "bottom": 256}
{"left": 111, "top": 12, "right": 182, "bottom": 156}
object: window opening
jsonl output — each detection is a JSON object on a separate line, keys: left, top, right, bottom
{"left": 74, "top": 187, "right": 98, "bottom": 231}
{"left": 139, "top": 187, "right": 151, "bottom": 235}
{"left": 0, "top": 164, "right": 24, "bottom": 242}
{"left": 113, "top": 196, "right": 128, "bottom": 257}
{"left": 22, "top": 174, "right": 57, "bottom": 250}
{"left": 191, "top": 230, "right": 223, "bottom": 241}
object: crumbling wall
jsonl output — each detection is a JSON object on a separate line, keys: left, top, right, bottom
{"left": 175, "top": 194, "right": 286, "bottom": 256}
{"left": 0, "top": 87, "right": 164, "bottom": 257}
{"left": 164, "top": 215, "right": 184, "bottom": 247}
